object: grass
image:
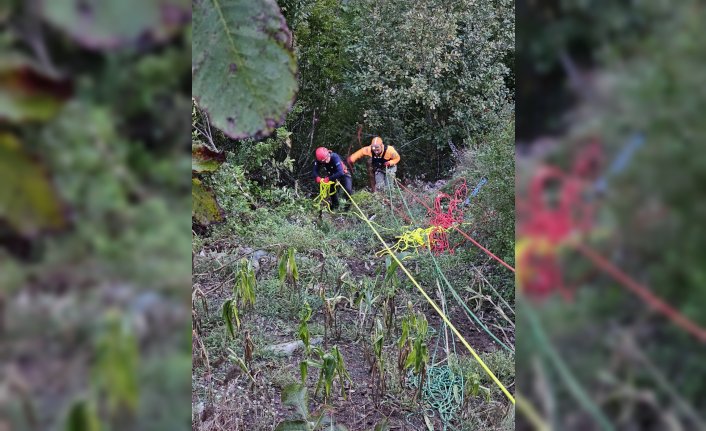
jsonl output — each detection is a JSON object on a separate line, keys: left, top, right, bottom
{"left": 193, "top": 183, "right": 515, "bottom": 430}
{"left": 450, "top": 349, "right": 515, "bottom": 398}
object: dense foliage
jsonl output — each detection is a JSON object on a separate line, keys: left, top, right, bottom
{"left": 516, "top": 1, "right": 706, "bottom": 429}
{"left": 192, "top": 0, "right": 516, "bottom": 429}
{"left": 1, "top": 2, "right": 191, "bottom": 430}
{"left": 515, "top": 0, "right": 672, "bottom": 140}
{"left": 272, "top": 0, "right": 514, "bottom": 182}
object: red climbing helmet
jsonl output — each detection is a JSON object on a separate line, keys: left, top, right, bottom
{"left": 315, "top": 147, "right": 329, "bottom": 162}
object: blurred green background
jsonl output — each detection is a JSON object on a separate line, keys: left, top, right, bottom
{"left": 0, "top": 1, "right": 192, "bottom": 430}
{"left": 516, "top": 0, "right": 706, "bottom": 429}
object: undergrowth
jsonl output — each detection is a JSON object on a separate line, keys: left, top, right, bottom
{"left": 193, "top": 120, "right": 515, "bottom": 430}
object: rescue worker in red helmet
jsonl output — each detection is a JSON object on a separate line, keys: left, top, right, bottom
{"left": 348, "top": 136, "right": 400, "bottom": 191}
{"left": 313, "top": 146, "right": 353, "bottom": 211}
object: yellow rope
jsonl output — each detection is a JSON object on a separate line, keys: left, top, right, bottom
{"left": 340, "top": 186, "right": 516, "bottom": 404}
{"left": 374, "top": 226, "right": 444, "bottom": 257}
{"left": 314, "top": 180, "right": 338, "bottom": 213}
{"left": 516, "top": 394, "right": 552, "bottom": 431}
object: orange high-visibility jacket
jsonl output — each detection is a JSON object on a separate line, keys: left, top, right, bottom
{"left": 349, "top": 144, "right": 401, "bottom": 169}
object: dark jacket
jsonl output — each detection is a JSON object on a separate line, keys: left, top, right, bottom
{"left": 313, "top": 152, "right": 350, "bottom": 181}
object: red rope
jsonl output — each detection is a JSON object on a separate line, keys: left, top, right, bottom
{"left": 517, "top": 143, "right": 706, "bottom": 340}
{"left": 397, "top": 180, "right": 434, "bottom": 213}
{"left": 397, "top": 179, "right": 514, "bottom": 269}
{"left": 396, "top": 180, "right": 452, "bottom": 254}
{"left": 454, "top": 226, "right": 516, "bottom": 273}
{"left": 574, "top": 243, "right": 706, "bottom": 343}
{"left": 429, "top": 180, "right": 468, "bottom": 254}
{"left": 516, "top": 162, "right": 597, "bottom": 298}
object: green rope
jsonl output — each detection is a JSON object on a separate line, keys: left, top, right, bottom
{"left": 393, "top": 179, "right": 513, "bottom": 353}
{"left": 407, "top": 321, "right": 465, "bottom": 431}
{"left": 391, "top": 178, "right": 515, "bottom": 429}
{"left": 430, "top": 249, "right": 513, "bottom": 352}
{"left": 386, "top": 167, "right": 395, "bottom": 216}
{"left": 408, "top": 365, "right": 465, "bottom": 429}
{"left": 520, "top": 298, "right": 616, "bottom": 431}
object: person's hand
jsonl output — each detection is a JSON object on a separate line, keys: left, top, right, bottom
{"left": 316, "top": 176, "right": 322, "bottom": 183}
{"left": 384, "top": 161, "right": 391, "bottom": 167}
{"left": 324, "top": 177, "right": 330, "bottom": 183}
{"left": 347, "top": 156, "right": 353, "bottom": 165}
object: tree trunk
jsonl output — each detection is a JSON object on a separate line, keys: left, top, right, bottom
{"left": 353, "top": 124, "right": 376, "bottom": 192}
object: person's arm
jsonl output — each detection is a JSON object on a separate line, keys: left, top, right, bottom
{"left": 348, "top": 146, "right": 371, "bottom": 164}
{"left": 313, "top": 161, "right": 322, "bottom": 182}
{"left": 328, "top": 154, "right": 346, "bottom": 181}
{"left": 385, "top": 146, "right": 401, "bottom": 166}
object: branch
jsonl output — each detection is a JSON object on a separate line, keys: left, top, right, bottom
{"left": 194, "top": 106, "right": 218, "bottom": 151}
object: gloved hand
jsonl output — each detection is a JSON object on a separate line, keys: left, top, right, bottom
{"left": 384, "top": 161, "right": 391, "bottom": 167}
{"left": 315, "top": 176, "right": 322, "bottom": 183}
{"left": 324, "top": 177, "right": 330, "bottom": 183}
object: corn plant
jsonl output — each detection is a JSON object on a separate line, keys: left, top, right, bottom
{"left": 192, "top": 285, "right": 208, "bottom": 335}
{"left": 278, "top": 246, "right": 299, "bottom": 294}
{"left": 319, "top": 284, "right": 331, "bottom": 349}
{"left": 235, "top": 258, "right": 256, "bottom": 308}
{"left": 64, "top": 398, "right": 101, "bottom": 431}
{"left": 92, "top": 310, "right": 139, "bottom": 418}
{"left": 370, "top": 318, "right": 386, "bottom": 404}
{"left": 464, "top": 371, "right": 491, "bottom": 402}
{"left": 381, "top": 253, "right": 410, "bottom": 335}
{"left": 305, "top": 346, "right": 352, "bottom": 403}
{"left": 383, "top": 255, "right": 401, "bottom": 292}
{"left": 243, "top": 330, "right": 254, "bottom": 367}
{"left": 353, "top": 279, "right": 380, "bottom": 340}
{"left": 324, "top": 294, "right": 347, "bottom": 344}
{"left": 227, "top": 346, "right": 256, "bottom": 390}
{"left": 274, "top": 383, "right": 348, "bottom": 431}
{"left": 397, "top": 307, "right": 429, "bottom": 398}
{"left": 298, "top": 302, "right": 313, "bottom": 356}
{"left": 221, "top": 298, "right": 240, "bottom": 339}
{"left": 221, "top": 258, "right": 257, "bottom": 339}
{"left": 382, "top": 294, "right": 396, "bottom": 336}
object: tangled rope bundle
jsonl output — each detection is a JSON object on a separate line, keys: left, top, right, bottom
{"left": 375, "top": 226, "right": 448, "bottom": 257}
{"left": 314, "top": 180, "right": 338, "bottom": 213}
{"left": 515, "top": 139, "right": 609, "bottom": 299}
{"left": 427, "top": 179, "right": 468, "bottom": 254}
{"left": 516, "top": 163, "right": 597, "bottom": 299}
{"left": 407, "top": 365, "right": 464, "bottom": 429}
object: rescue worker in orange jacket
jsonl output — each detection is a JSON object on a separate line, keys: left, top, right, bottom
{"left": 313, "top": 146, "right": 353, "bottom": 210}
{"left": 348, "top": 136, "right": 400, "bottom": 190}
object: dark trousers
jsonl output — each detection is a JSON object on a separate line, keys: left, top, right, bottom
{"left": 331, "top": 175, "right": 353, "bottom": 209}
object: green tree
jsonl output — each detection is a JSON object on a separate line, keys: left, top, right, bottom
{"left": 346, "top": 0, "right": 514, "bottom": 177}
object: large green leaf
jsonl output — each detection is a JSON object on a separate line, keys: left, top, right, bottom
{"left": 192, "top": 0, "right": 298, "bottom": 139}
{"left": 0, "top": 53, "right": 72, "bottom": 123}
{"left": 192, "top": 177, "right": 224, "bottom": 225}
{"left": 38, "top": 0, "right": 191, "bottom": 50}
{"left": 192, "top": 142, "right": 225, "bottom": 173}
{"left": 0, "top": 134, "right": 68, "bottom": 236}
{"left": 281, "top": 383, "right": 308, "bottom": 420}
